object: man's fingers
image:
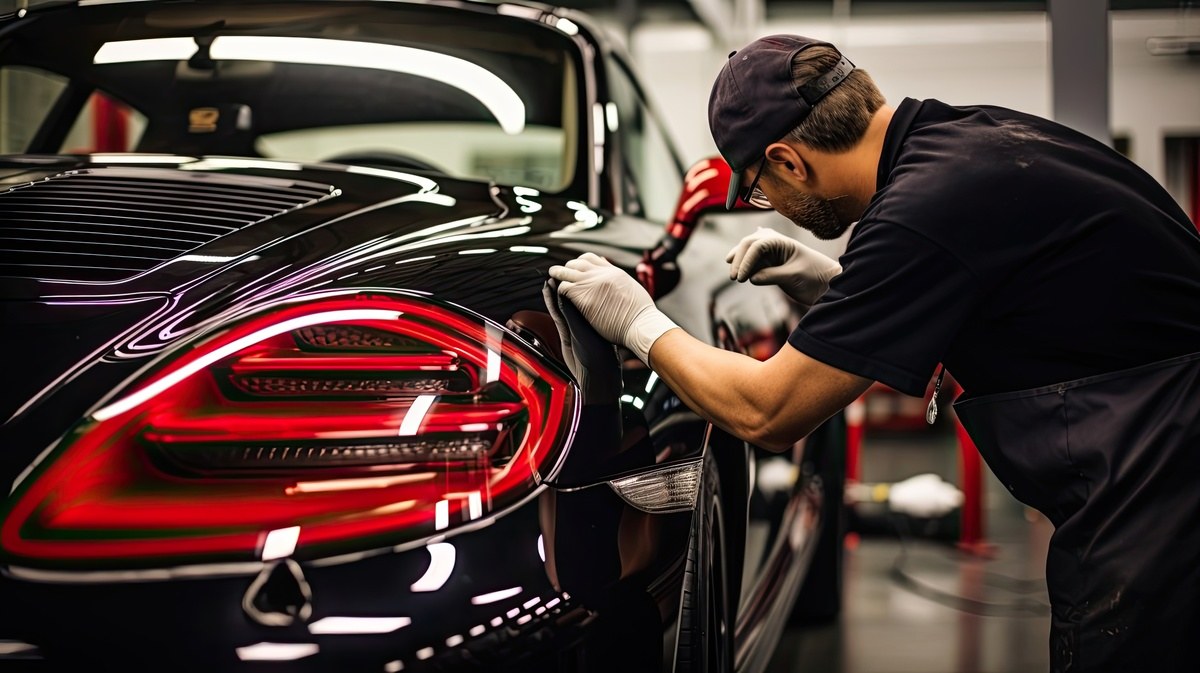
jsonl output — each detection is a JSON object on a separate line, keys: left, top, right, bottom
{"left": 724, "top": 243, "right": 740, "bottom": 265}
{"left": 749, "top": 266, "right": 790, "bottom": 286}
{"left": 577, "top": 252, "right": 608, "bottom": 266}
{"left": 548, "top": 265, "right": 585, "bottom": 283}
{"left": 736, "top": 241, "right": 771, "bottom": 282}
{"left": 727, "top": 240, "right": 753, "bottom": 279}
{"left": 727, "top": 228, "right": 775, "bottom": 279}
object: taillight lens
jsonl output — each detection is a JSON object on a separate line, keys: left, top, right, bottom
{"left": 1, "top": 293, "right": 576, "bottom": 568}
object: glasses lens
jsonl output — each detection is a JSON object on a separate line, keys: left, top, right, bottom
{"left": 741, "top": 158, "right": 772, "bottom": 209}
{"left": 747, "top": 186, "right": 771, "bottom": 209}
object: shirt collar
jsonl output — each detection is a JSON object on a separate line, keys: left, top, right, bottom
{"left": 876, "top": 97, "right": 924, "bottom": 192}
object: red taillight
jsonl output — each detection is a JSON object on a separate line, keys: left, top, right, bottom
{"left": 1, "top": 293, "right": 576, "bottom": 568}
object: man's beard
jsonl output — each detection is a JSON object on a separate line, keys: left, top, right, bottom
{"left": 774, "top": 190, "right": 855, "bottom": 240}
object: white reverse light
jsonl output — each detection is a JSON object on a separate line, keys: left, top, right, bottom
{"left": 608, "top": 458, "right": 703, "bottom": 513}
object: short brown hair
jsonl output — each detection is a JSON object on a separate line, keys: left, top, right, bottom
{"left": 787, "top": 46, "right": 885, "bottom": 153}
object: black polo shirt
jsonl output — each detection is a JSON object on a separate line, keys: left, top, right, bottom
{"left": 789, "top": 98, "right": 1200, "bottom": 397}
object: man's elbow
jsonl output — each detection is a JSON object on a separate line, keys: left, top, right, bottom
{"left": 742, "top": 413, "right": 810, "bottom": 453}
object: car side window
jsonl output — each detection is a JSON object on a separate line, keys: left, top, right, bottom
{"left": 605, "top": 58, "right": 683, "bottom": 223}
{"left": 59, "top": 90, "right": 147, "bottom": 154}
{"left": 0, "top": 66, "right": 146, "bottom": 155}
{"left": 0, "top": 66, "right": 67, "bottom": 154}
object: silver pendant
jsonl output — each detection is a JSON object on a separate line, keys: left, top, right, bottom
{"left": 926, "top": 366, "right": 945, "bottom": 425}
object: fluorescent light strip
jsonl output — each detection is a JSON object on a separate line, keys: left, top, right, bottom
{"left": 224, "top": 37, "right": 524, "bottom": 134}
{"left": 435, "top": 499, "right": 450, "bottom": 531}
{"left": 472, "top": 586, "right": 523, "bottom": 605}
{"left": 555, "top": 18, "right": 580, "bottom": 36}
{"left": 410, "top": 543, "right": 456, "bottom": 592}
{"left": 181, "top": 158, "right": 302, "bottom": 172}
{"left": 261, "top": 526, "right": 300, "bottom": 561}
{"left": 484, "top": 347, "right": 500, "bottom": 384}
{"left": 92, "top": 309, "right": 402, "bottom": 421}
{"left": 644, "top": 371, "right": 659, "bottom": 393}
{"left": 89, "top": 153, "right": 196, "bottom": 164}
{"left": 398, "top": 394, "right": 437, "bottom": 436}
{"left": 308, "top": 616, "right": 411, "bottom": 634}
{"left": 94, "top": 37, "right": 196, "bottom": 63}
{"left": 95, "top": 37, "right": 525, "bottom": 133}
{"left": 235, "top": 643, "right": 319, "bottom": 661}
{"left": 0, "top": 641, "right": 36, "bottom": 655}
{"left": 468, "top": 491, "right": 483, "bottom": 520}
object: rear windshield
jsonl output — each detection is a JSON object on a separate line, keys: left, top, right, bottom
{"left": 0, "top": 1, "right": 583, "bottom": 191}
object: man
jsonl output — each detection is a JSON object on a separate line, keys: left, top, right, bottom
{"left": 549, "top": 35, "right": 1200, "bottom": 672}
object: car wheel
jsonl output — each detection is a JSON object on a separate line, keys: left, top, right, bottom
{"left": 676, "top": 454, "right": 733, "bottom": 673}
{"left": 790, "top": 411, "right": 847, "bottom": 624}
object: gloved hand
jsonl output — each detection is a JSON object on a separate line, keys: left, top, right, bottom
{"left": 887, "top": 473, "right": 964, "bottom": 518}
{"left": 542, "top": 279, "right": 621, "bottom": 405}
{"left": 547, "top": 252, "right": 679, "bottom": 365}
{"left": 725, "top": 227, "right": 842, "bottom": 311}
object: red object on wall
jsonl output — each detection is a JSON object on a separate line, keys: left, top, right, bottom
{"left": 952, "top": 380, "right": 995, "bottom": 556}
{"left": 91, "top": 94, "right": 129, "bottom": 152}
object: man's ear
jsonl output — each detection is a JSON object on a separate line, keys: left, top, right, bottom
{"left": 765, "top": 142, "right": 808, "bottom": 182}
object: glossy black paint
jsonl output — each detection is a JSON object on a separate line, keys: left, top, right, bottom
{"left": 0, "top": 2, "right": 829, "bottom": 670}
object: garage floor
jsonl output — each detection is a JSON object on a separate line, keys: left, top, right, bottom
{"left": 769, "top": 429, "right": 1055, "bottom": 673}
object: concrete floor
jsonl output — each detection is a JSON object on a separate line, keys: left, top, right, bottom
{"left": 768, "top": 427, "right": 1056, "bottom": 673}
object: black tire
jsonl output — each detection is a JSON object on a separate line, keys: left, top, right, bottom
{"left": 676, "top": 454, "right": 733, "bottom": 673}
{"left": 789, "top": 411, "right": 847, "bottom": 624}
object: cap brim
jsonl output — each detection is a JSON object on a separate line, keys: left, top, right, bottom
{"left": 725, "top": 168, "right": 743, "bottom": 210}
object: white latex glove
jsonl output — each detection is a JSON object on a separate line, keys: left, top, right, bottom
{"left": 887, "top": 473, "right": 964, "bottom": 518}
{"left": 547, "top": 252, "right": 679, "bottom": 365}
{"left": 725, "top": 227, "right": 842, "bottom": 311}
{"left": 542, "top": 279, "right": 621, "bottom": 405}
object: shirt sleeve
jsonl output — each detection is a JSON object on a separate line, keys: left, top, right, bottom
{"left": 788, "top": 219, "right": 980, "bottom": 397}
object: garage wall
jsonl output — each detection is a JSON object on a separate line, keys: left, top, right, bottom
{"left": 628, "top": 10, "right": 1200, "bottom": 218}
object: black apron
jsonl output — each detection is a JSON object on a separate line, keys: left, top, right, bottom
{"left": 954, "top": 352, "right": 1200, "bottom": 673}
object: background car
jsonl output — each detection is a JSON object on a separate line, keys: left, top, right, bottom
{"left": 0, "top": 1, "right": 845, "bottom": 670}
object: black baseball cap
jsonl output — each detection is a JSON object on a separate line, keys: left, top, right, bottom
{"left": 708, "top": 35, "right": 855, "bottom": 209}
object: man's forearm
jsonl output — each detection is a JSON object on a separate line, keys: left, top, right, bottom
{"left": 647, "top": 328, "right": 869, "bottom": 452}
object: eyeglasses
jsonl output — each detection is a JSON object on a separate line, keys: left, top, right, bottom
{"left": 739, "top": 156, "right": 772, "bottom": 210}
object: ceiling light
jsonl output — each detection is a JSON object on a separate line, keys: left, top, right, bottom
{"left": 94, "top": 37, "right": 525, "bottom": 133}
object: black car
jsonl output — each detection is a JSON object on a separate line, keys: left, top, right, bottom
{"left": 0, "top": 1, "right": 845, "bottom": 670}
